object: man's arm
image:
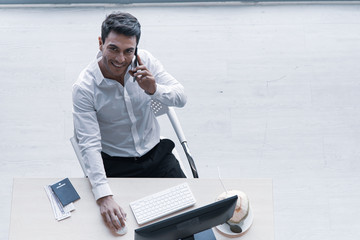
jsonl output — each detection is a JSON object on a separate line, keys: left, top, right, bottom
{"left": 72, "top": 83, "right": 126, "bottom": 233}
{"left": 129, "top": 50, "right": 187, "bottom": 108}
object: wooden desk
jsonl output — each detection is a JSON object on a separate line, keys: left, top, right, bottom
{"left": 9, "top": 178, "right": 274, "bottom": 240}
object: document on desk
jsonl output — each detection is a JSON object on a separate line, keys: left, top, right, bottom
{"left": 44, "top": 185, "right": 75, "bottom": 221}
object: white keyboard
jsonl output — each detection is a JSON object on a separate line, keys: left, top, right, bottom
{"left": 130, "top": 182, "right": 196, "bottom": 225}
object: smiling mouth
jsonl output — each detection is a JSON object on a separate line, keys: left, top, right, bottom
{"left": 111, "top": 61, "right": 125, "bottom": 68}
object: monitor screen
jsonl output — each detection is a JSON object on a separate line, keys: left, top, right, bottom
{"left": 134, "top": 195, "right": 238, "bottom": 240}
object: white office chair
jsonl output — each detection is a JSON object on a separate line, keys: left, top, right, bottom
{"left": 70, "top": 100, "right": 199, "bottom": 178}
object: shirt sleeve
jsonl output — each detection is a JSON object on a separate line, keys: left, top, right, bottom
{"left": 72, "top": 83, "right": 113, "bottom": 200}
{"left": 140, "top": 50, "right": 187, "bottom": 107}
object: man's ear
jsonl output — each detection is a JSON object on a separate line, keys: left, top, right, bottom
{"left": 98, "top": 36, "right": 103, "bottom": 51}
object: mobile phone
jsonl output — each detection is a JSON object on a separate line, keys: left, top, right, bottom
{"left": 133, "top": 47, "right": 138, "bottom": 82}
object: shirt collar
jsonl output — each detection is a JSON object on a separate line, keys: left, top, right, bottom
{"left": 93, "top": 51, "right": 106, "bottom": 86}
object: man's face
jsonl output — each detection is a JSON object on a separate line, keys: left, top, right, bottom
{"left": 98, "top": 31, "right": 137, "bottom": 81}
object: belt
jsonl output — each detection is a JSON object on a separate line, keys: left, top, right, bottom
{"left": 102, "top": 146, "right": 155, "bottom": 162}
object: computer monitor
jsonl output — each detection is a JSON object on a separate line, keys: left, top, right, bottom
{"left": 134, "top": 195, "right": 238, "bottom": 240}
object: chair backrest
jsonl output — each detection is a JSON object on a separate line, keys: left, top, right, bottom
{"left": 70, "top": 100, "right": 198, "bottom": 178}
{"left": 150, "top": 100, "right": 198, "bottom": 178}
{"left": 70, "top": 136, "right": 87, "bottom": 177}
{"left": 151, "top": 99, "right": 169, "bottom": 117}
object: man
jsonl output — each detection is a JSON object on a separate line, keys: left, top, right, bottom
{"left": 72, "top": 12, "right": 187, "bottom": 234}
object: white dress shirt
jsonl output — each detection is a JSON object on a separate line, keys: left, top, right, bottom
{"left": 72, "top": 49, "right": 187, "bottom": 200}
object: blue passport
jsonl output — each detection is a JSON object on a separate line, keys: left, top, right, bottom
{"left": 51, "top": 178, "right": 80, "bottom": 206}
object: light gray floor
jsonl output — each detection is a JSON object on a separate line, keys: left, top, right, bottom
{"left": 1, "top": 2, "right": 360, "bottom": 240}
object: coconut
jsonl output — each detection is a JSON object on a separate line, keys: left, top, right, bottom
{"left": 216, "top": 190, "right": 249, "bottom": 223}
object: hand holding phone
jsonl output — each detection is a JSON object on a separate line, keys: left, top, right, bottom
{"left": 129, "top": 51, "right": 157, "bottom": 95}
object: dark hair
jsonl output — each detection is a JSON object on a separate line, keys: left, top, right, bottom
{"left": 101, "top": 12, "right": 141, "bottom": 45}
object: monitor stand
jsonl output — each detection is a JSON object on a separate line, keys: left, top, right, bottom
{"left": 181, "top": 229, "right": 217, "bottom": 240}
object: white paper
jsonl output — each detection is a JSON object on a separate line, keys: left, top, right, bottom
{"left": 44, "top": 185, "right": 75, "bottom": 221}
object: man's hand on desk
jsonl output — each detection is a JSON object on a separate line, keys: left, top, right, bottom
{"left": 97, "top": 195, "right": 127, "bottom": 233}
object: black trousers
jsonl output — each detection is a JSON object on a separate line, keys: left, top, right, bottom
{"left": 101, "top": 139, "right": 186, "bottom": 178}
